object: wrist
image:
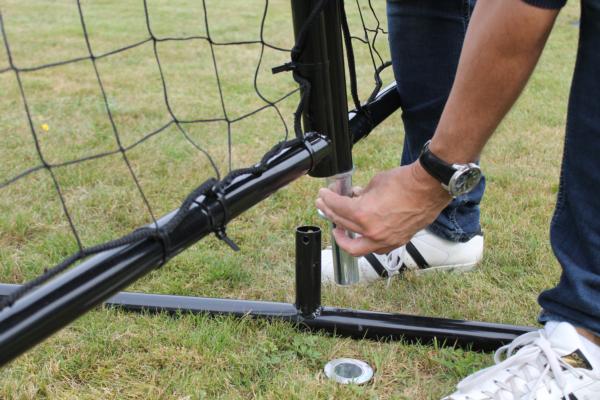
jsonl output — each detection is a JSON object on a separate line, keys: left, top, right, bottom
{"left": 429, "top": 137, "right": 477, "bottom": 165}
{"left": 410, "top": 161, "right": 452, "bottom": 203}
{"left": 418, "top": 140, "right": 483, "bottom": 198}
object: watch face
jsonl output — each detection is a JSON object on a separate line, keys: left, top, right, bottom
{"left": 450, "top": 167, "right": 482, "bottom": 197}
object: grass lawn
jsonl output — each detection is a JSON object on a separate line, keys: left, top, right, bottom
{"left": 0, "top": 1, "right": 581, "bottom": 399}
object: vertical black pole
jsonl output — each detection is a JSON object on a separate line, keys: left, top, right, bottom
{"left": 295, "top": 226, "right": 322, "bottom": 318}
{"left": 290, "top": 0, "right": 358, "bottom": 285}
{"left": 290, "top": 0, "right": 353, "bottom": 177}
{"left": 322, "top": 0, "right": 352, "bottom": 175}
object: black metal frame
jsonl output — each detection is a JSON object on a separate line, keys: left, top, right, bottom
{"left": 0, "top": 1, "right": 534, "bottom": 368}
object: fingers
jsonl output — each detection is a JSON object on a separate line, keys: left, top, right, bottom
{"left": 351, "top": 186, "right": 364, "bottom": 197}
{"left": 315, "top": 196, "right": 364, "bottom": 234}
{"left": 316, "top": 186, "right": 398, "bottom": 256}
{"left": 316, "top": 188, "right": 367, "bottom": 233}
{"left": 332, "top": 228, "right": 393, "bottom": 257}
{"left": 317, "top": 188, "right": 364, "bottom": 223}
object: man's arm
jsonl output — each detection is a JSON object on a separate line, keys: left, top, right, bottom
{"left": 429, "top": 0, "right": 561, "bottom": 162}
{"left": 316, "top": 0, "right": 561, "bottom": 256}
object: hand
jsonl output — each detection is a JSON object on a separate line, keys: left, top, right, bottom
{"left": 315, "top": 161, "right": 452, "bottom": 256}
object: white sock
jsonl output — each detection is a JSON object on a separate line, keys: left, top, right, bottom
{"left": 545, "top": 321, "right": 600, "bottom": 367}
{"left": 544, "top": 320, "right": 560, "bottom": 335}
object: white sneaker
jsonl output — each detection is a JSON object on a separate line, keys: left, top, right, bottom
{"left": 443, "top": 322, "right": 600, "bottom": 400}
{"left": 321, "top": 229, "right": 483, "bottom": 283}
{"left": 321, "top": 246, "right": 405, "bottom": 283}
{"left": 401, "top": 229, "right": 483, "bottom": 273}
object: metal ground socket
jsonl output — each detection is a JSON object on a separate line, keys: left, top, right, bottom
{"left": 324, "top": 358, "right": 373, "bottom": 385}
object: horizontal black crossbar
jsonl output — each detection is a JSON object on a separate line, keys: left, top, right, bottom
{"left": 0, "top": 284, "right": 534, "bottom": 353}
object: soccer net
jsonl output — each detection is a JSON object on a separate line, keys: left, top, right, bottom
{"left": 0, "top": 0, "right": 390, "bottom": 311}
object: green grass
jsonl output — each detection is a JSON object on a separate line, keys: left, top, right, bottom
{"left": 0, "top": 1, "right": 581, "bottom": 398}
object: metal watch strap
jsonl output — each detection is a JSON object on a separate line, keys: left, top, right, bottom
{"left": 418, "top": 140, "right": 455, "bottom": 185}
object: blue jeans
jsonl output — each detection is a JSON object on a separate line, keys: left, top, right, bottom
{"left": 387, "top": 0, "right": 484, "bottom": 242}
{"left": 538, "top": 0, "right": 600, "bottom": 336}
{"left": 389, "top": 0, "right": 600, "bottom": 336}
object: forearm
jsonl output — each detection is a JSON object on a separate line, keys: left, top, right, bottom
{"left": 429, "top": 0, "right": 560, "bottom": 163}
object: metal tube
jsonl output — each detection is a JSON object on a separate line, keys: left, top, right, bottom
{"left": 290, "top": 0, "right": 353, "bottom": 178}
{"left": 295, "top": 226, "right": 322, "bottom": 317}
{"left": 0, "top": 80, "right": 403, "bottom": 365}
{"left": 306, "top": 307, "right": 533, "bottom": 352}
{"left": 319, "top": 0, "right": 358, "bottom": 285}
{"left": 325, "top": 170, "right": 359, "bottom": 285}
{"left": 0, "top": 133, "right": 330, "bottom": 367}
{"left": 0, "top": 285, "right": 532, "bottom": 352}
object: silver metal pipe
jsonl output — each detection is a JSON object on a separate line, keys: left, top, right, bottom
{"left": 325, "top": 170, "right": 359, "bottom": 285}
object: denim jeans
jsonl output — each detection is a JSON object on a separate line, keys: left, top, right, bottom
{"left": 389, "top": 0, "right": 600, "bottom": 335}
{"left": 538, "top": 0, "right": 600, "bottom": 336}
{"left": 387, "top": 0, "right": 484, "bottom": 242}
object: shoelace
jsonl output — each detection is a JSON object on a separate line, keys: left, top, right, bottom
{"left": 383, "top": 248, "right": 404, "bottom": 287}
{"left": 454, "top": 330, "right": 585, "bottom": 400}
{"left": 385, "top": 248, "right": 403, "bottom": 272}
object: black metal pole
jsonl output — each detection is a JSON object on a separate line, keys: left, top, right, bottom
{"left": 295, "top": 226, "right": 322, "bottom": 318}
{"left": 0, "top": 133, "right": 330, "bottom": 367}
{"left": 290, "top": 0, "right": 353, "bottom": 177}
{"left": 320, "top": 0, "right": 352, "bottom": 175}
{"left": 0, "top": 285, "right": 531, "bottom": 352}
{"left": 305, "top": 308, "right": 533, "bottom": 351}
{"left": 290, "top": 0, "right": 334, "bottom": 147}
{"left": 349, "top": 82, "right": 401, "bottom": 145}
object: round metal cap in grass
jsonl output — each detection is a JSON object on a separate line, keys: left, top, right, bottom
{"left": 324, "top": 358, "right": 373, "bottom": 385}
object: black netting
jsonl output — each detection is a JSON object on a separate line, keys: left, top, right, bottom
{"left": 0, "top": 0, "right": 390, "bottom": 308}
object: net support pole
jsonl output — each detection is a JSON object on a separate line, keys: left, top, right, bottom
{"left": 320, "top": 0, "right": 353, "bottom": 175}
{"left": 290, "top": 0, "right": 352, "bottom": 177}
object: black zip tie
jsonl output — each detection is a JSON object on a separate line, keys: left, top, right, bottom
{"left": 272, "top": 61, "right": 296, "bottom": 74}
{"left": 300, "top": 132, "right": 319, "bottom": 172}
{"left": 215, "top": 228, "right": 240, "bottom": 252}
{"left": 154, "top": 227, "right": 172, "bottom": 268}
{"left": 209, "top": 183, "right": 240, "bottom": 252}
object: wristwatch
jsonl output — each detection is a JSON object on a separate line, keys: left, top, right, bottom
{"left": 418, "top": 140, "right": 482, "bottom": 198}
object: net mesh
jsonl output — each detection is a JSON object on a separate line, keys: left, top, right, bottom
{"left": 0, "top": 0, "right": 390, "bottom": 305}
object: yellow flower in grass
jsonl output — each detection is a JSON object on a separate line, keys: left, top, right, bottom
{"left": 41, "top": 123, "right": 49, "bottom": 132}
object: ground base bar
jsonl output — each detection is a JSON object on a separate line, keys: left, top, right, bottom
{"left": 0, "top": 284, "right": 533, "bottom": 352}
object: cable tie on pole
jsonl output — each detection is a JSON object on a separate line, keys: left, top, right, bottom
{"left": 206, "top": 184, "right": 240, "bottom": 252}
{"left": 301, "top": 132, "right": 318, "bottom": 172}
{"left": 272, "top": 61, "right": 296, "bottom": 75}
{"left": 196, "top": 194, "right": 240, "bottom": 252}
{"left": 154, "top": 227, "right": 171, "bottom": 268}
{"left": 215, "top": 228, "right": 240, "bottom": 252}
